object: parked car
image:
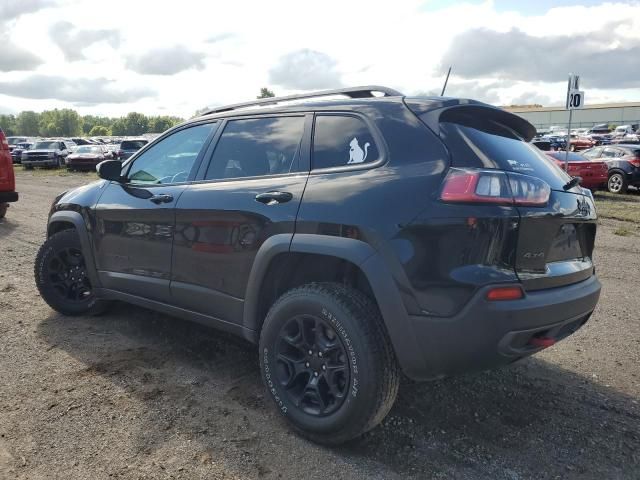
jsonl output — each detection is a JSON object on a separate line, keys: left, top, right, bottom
{"left": 21, "top": 140, "right": 70, "bottom": 169}
{"left": 10, "top": 142, "right": 33, "bottom": 164}
{"left": 66, "top": 145, "right": 113, "bottom": 171}
{"left": 6, "top": 136, "right": 30, "bottom": 152}
{"left": 544, "top": 135, "right": 567, "bottom": 150}
{"left": 34, "top": 86, "right": 601, "bottom": 445}
{"left": 613, "top": 125, "right": 635, "bottom": 138}
{"left": 587, "top": 133, "right": 614, "bottom": 146}
{"left": 583, "top": 144, "right": 640, "bottom": 193}
{"left": 116, "top": 139, "right": 148, "bottom": 160}
{"left": 588, "top": 124, "right": 611, "bottom": 134}
{"left": 531, "top": 138, "right": 552, "bottom": 151}
{"left": 0, "top": 129, "right": 18, "bottom": 218}
{"left": 569, "top": 134, "right": 595, "bottom": 151}
{"left": 545, "top": 151, "right": 608, "bottom": 190}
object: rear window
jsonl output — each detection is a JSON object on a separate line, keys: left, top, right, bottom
{"left": 121, "top": 140, "right": 147, "bottom": 150}
{"left": 435, "top": 115, "right": 570, "bottom": 190}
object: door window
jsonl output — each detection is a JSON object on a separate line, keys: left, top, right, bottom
{"left": 312, "top": 115, "right": 379, "bottom": 169}
{"left": 205, "top": 116, "right": 305, "bottom": 180}
{"left": 127, "top": 123, "right": 217, "bottom": 184}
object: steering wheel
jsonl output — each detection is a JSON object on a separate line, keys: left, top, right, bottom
{"left": 170, "top": 171, "right": 188, "bottom": 183}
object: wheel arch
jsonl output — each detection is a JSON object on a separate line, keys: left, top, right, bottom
{"left": 243, "top": 233, "right": 426, "bottom": 378}
{"left": 47, "top": 211, "right": 101, "bottom": 288}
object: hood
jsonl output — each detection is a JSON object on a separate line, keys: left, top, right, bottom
{"left": 68, "top": 153, "right": 102, "bottom": 159}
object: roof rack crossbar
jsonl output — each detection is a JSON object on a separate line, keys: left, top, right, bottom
{"left": 202, "top": 85, "right": 404, "bottom": 115}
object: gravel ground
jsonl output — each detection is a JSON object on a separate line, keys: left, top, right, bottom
{"left": 1, "top": 170, "right": 639, "bottom": 480}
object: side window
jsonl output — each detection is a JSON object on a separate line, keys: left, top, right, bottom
{"left": 602, "top": 148, "right": 621, "bottom": 158}
{"left": 59, "top": 142, "right": 65, "bottom": 150}
{"left": 313, "top": 115, "right": 379, "bottom": 169}
{"left": 583, "top": 147, "right": 602, "bottom": 159}
{"left": 127, "top": 123, "right": 216, "bottom": 184}
{"left": 205, "top": 116, "right": 305, "bottom": 181}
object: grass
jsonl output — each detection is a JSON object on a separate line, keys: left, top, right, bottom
{"left": 593, "top": 190, "right": 640, "bottom": 224}
{"left": 613, "top": 227, "right": 632, "bottom": 237}
{"left": 14, "top": 164, "right": 98, "bottom": 179}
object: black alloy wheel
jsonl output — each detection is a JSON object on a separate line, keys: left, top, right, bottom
{"left": 274, "top": 314, "right": 349, "bottom": 416}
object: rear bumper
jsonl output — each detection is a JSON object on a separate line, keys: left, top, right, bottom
{"left": 0, "top": 191, "right": 18, "bottom": 203}
{"left": 400, "top": 275, "right": 601, "bottom": 380}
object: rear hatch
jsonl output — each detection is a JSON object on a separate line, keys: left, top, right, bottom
{"left": 414, "top": 103, "right": 597, "bottom": 291}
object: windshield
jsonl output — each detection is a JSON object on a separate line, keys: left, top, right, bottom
{"left": 33, "top": 141, "right": 58, "bottom": 149}
{"left": 76, "top": 146, "right": 101, "bottom": 154}
{"left": 121, "top": 140, "right": 147, "bottom": 150}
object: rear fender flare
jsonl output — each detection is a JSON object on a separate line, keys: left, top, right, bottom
{"left": 242, "top": 233, "right": 426, "bottom": 377}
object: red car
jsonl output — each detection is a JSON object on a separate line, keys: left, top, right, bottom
{"left": 546, "top": 151, "right": 608, "bottom": 190}
{"left": 569, "top": 135, "right": 595, "bottom": 151}
{"left": 0, "top": 129, "right": 18, "bottom": 218}
{"left": 66, "top": 145, "right": 113, "bottom": 171}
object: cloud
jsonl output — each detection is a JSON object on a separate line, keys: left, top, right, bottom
{"left": 0, "top": 39, "right": 43, "bottom": 71}
{"left": 439, "top": 21, "right": 640, "bottom": 89}
{"left": 49, "top": 21, "right": 121, "bottom": 61}
{"left": 206, "top": 32, "right": 236, "bottom": 43}
{"left": 269, "top": 49, "right": 342, "bottom": 90}
{"left": 508, "top": 92, "right": 553, "bottom": 107}
{"left": 125, "top": 46, "right": 206, "bottom": 75}
{"left": 0, "top": 75, "right": 155, "bottom": 105}
{"left": 0, "top": 0, "right": 56, "bottom": 21}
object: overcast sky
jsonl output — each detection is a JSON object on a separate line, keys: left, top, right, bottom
{"left": 0, "top": 0, "right": 639, "bottom": 118}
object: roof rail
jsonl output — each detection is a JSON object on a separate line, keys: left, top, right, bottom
{"left": 201, "top": 85, "right": 404, "bottom": 115}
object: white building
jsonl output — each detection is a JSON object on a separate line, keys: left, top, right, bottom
{"left": 504, "top": 102, "right": 640, "bottom": 130}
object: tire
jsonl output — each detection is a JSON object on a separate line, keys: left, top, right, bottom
{"left": 607, "top": 172, "right": 628, "bottom": 194}
{"left": 0, "top": 203, "right": 7, "bottom": 219}
{"left": 259, "top": 282, "right": 400, "bottom": 445}
{"left": 56, "top": 156, "right": 64, "bottom": 169}
{"left": 34, "top": 229, "right": 111, "bottom": 316}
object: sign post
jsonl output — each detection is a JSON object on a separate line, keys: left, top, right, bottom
{"left": 565, "top": 74, "right": 585, "bottom": 172}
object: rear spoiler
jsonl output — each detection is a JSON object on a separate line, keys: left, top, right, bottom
{"left": 404, "top": 97, "right": 537, "bottom": 142}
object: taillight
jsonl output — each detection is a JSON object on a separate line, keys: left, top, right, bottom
{"left": 486, "top": 286, "right": 524, "bottom": 301}
{"left": 440, "top": 168, "right": 550, "bottom": 207}
{"left": 0, "top": 130, "right": 8, "bottom": 151}
{"left": 629, "top": 157, "right": 640, "bottom": 168}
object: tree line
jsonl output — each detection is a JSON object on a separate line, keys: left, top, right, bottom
{"left": 0, "top": 109, "right": 184, "bottom": 138}
{"left": 0, "top": 89, "right": 277, "bottom": 138}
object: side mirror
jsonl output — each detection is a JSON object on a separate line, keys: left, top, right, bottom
{"left": 97, "top": 159, "right": 123, "bottom": 182}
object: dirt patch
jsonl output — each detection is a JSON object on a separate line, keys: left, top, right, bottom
{"left": 1, "top": 171, "right": 639, "bottom": 479}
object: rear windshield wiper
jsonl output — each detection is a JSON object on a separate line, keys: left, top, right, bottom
{"left": 563, "top": 176, "right": 581, "bottom": 191}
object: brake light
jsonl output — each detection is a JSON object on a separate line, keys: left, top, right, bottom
{"left": 486, "top": 286, "right": 524, "bottom": 301}
{"left": 629, "top": 157, "right": 640, "bottom": 168}
{"left": 440, "top": 168, "right": 550, "bottom": 207}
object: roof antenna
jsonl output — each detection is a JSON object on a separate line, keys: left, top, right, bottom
{"left": 440, "top": 66, "right": 452, "bottom": 96}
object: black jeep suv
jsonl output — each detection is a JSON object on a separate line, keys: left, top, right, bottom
{"left": 35, "top": 86, "right": 601, "bottom": 444}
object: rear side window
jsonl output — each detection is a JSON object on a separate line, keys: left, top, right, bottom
{"left": 313, "top": 115, "right": 379, "bottom": 169}
{"left": 436, "top": 115, "right": 570, "bottom": 189}
{"left": 205, "top": 116, "right": 305, "bottom": 180}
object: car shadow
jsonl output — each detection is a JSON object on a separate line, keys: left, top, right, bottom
{"left": 0, "top": 215, "right": 18, "bottom": 237}
{"left": 38, "top": 303, "right": 639, "bottom": 479}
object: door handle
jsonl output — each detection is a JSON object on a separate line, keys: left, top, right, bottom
{"left": 149, "top": 193, "right": 174, "bottom": 204}
{"left": 255, "top": 191, "right": 293, "bottom": 205}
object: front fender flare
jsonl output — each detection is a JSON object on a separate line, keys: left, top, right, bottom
{"left": 47, "top": 211, "right": 101, "bottom": 289}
